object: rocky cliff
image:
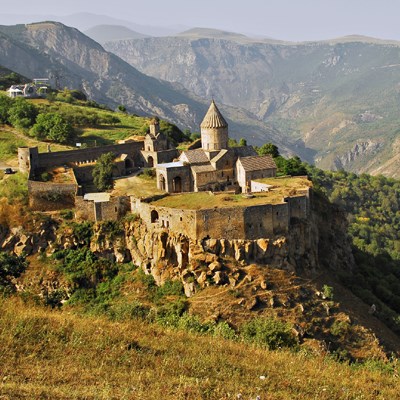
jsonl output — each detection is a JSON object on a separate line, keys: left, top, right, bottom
{"left": 0, "top": 193, "right": 354, "bottom": 298}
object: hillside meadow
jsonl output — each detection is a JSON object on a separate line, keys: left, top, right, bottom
{"left": 0, "top": 298, "right": 399, "bottom": 400}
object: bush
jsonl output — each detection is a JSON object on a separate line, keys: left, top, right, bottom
{"left": 40, "top": 172, "right": 52, "bottom": 182}
{"left": 0, "top": 253, "right": 28, "bottom": 294}
{"left": 8, "top": 98, "right": 38, "bottom": 129}
{"left": 241, "top": 317, "right": 298, "bottom": 350}
{"left": 322, "top": 285, "right": 334, "bottom": 300}
{"left": 109, "top": 301, "right": 150, "bottom": 321}
{"left": 68, "top": 221, "right": 94, "bottom": 246}
{"left": 30, "top": 112, "right": 74, "bottom": 144}
{"left": 211, "top": 321, "right": 237, "bottom": 340}
{"left": 60, "top": 209, "right": 74, "bottom": 220}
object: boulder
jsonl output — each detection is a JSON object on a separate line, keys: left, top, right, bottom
{"left": 213, "top": 270, "right": 228, "bottom": 285}
{"left": 208, "top": 261, "right": 222, "bottom": 272}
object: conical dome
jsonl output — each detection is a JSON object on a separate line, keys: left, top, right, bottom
{"left": 200, "top": 100, "right": 228, "bottom": 129}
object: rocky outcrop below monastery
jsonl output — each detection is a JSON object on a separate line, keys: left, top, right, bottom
{"left": 0, "top": 194, "right": 355, "bottom": 298}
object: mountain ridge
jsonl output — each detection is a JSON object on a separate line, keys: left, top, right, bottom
{"left": 0, "top": 21, "right": 309, "bottom": 159}
{"left": 105, "top": 35, "right": 400, "bottom": 177}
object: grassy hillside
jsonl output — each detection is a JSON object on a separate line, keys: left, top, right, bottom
{"left": 0, "top": 298, "right": 398, "bottom": 399}
{"left": 0, "top": 93, "right": 186, "bottom": 165}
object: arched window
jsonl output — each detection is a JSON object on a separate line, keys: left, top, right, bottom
{"left": 151, "top": 210, "right": 159, "bottom": 223}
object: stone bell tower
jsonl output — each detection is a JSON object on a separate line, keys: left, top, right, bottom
{"left": 200, "top": 100, "right": 229, "bottom": 152}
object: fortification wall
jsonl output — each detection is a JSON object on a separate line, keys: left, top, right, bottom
{"left": 286, "top": 194, "right": 309, "bottom": 221}
{"left": 130, "top": 191, "right": 309, "bottom": 241}
{"left": 131, "top": 197, "right": 197, "bottom": 238}
{"left": 34, "top": 142, "right": 144, "bottom": 170}
{"left": 28, "top": 180, "right": 77, "bottom": 211}
{"left": 196, "top": 207, "right": 245, "bottom": 240}
{"left": 271, "top": 203, "right": 290, "bottom": 234}
{"left": 243, "top": 204, "right": 274, "bottom": 239}
{"left": 96, "top": 196, "right": 130, "bottom": 221}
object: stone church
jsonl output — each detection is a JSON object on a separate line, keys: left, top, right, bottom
{"left": 155, "top": 101, "right": 277, "bottom": 193}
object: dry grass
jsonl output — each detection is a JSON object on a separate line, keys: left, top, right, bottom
{"left": 0, "top": 298, "right": 398, "bottom": 400}
{"left": 112, "top": 175, "right": 164, "bottom": 197}
{"left": 151, "top": 191, "right": 286, "bottom": 210}
{"left": 255, "top": 176, "right": 312, "bottom": 190}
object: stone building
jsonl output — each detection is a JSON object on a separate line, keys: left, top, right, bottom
{"left": 155, "top": 100, "right": 277, "bottom": 193}
{"left": 140, "top": 118, "right": 179, "bottom": 167}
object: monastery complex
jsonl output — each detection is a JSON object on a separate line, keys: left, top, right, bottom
{"left": 18, "top": 101, "right": 311, "bottom": 240}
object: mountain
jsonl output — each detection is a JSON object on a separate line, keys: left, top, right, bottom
{"left": 0, "top": 13, "right": 188, "bottom": 37}
{"left": 84, "top": 25, "right": 149, "bottom": 44}
{"left": 0, "top": 22, "right": 306, "bottom": 157}
{"left": 104, "top": 34, "right": 400, "bottom": 178}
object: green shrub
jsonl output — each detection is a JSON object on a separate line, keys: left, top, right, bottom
{"left": 330, "top": 320, "right": 351, "bottom": 337}
{"left": 211, "top": 321, "right": 237, "bottom": 340}
{"left": 0, "top": 253, "right": 28, "bottom": 294}
{"left": 151, "top": 279, "right": 184, "bottom": 302}
{"left": 68, "top": 221, "right": 93, "bottom": 246}
{"left": 322, "top": 285, "right": 334, "bottom": 300}
{"left": 135, "top": 268, "right": 157, "bottom": 289}
{"left": 60, "top": 209, "right": 74, "bottom": 220}
{"left": 109, "top": 301, "right": 150, "bottom": 321}
{"left": 240, "top": 317, "right": 298, "bottom": 350}
{"left": 40, "top": 172, "right": 52, "bottom": 182}
{"left": 0, "top": 172, "right": 28, "bottom": 204}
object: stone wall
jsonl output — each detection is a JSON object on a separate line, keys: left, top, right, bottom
{"left": 196, "top": 207, "right": 245, "bottom": 239}
{"left": 33, "top": 142, "right": 144, "bottom": 171}
{"left": 285, "top": 193, "right": 309, "bottom": 221}
{"left": 96, "top": 196, "right": 130, "bottom": 221}
{"left": 131, "top": 197, "right": 197, "bottom": 238}
{"left": 28, "top": 180, "right": 77, "bottom": 211}
{"left": 130, "top": 193, "right": 309, "bottom": 241}
{"left": 75, "top": 196, "right": 95, "bottom": 220}
{"left": 76, "top": 196, "right": 131, "bottom": 221}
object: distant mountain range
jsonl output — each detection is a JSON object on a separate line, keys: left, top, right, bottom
{"left": 104, "top": 31, "right": 400, "bottom": 177}
{"left": 0, "top": 22, "right": 304, "bottom": 158}
{"left": 1, "top": 20, "right": 400, "bottom": 176}
{"left": 0, "top": 13, "right": 188, "bottom": 37}
{"left": 84, "top": 25, "right": 148, "bottom": 44}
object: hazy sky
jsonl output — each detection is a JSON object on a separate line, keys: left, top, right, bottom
{"left": 2, "top": 0, "right": 400, "bottom": 41}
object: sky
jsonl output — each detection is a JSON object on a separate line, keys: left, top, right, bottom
{"left": 1, "top": 0, "right": 400, "bottom": 41}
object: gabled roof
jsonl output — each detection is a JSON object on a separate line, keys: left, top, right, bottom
{"left": 181, "top": 148, "right": 210, "bottom": 164}
{"left": 238, "top": 155, "right": 277, "bottom": 172}
{"left": 200, "top": 100, "right": 228, "bottom": 129}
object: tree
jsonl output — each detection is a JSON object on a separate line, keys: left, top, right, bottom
{"left": 92, "top": 152, "right": 115, "bottom": 191}
{"left": 238, "top": 137, "right": 247, "bottom": 146}
{"left": 30, "top": 113, "right": 74, "bottom": 144}
{"left": 0, "top": 94, "right": 12, "bottom": 124}
{"left": 7, "top": 97, "right": 38, "bottom": 129}
{"left": 257, "top": 143, "right": 280, "bottom": 158}
{"left": 0, "top": 253, "right": 28, "bottom": 293}
{"left": 117, "top": 105, "right": 126, "bottom": 113}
